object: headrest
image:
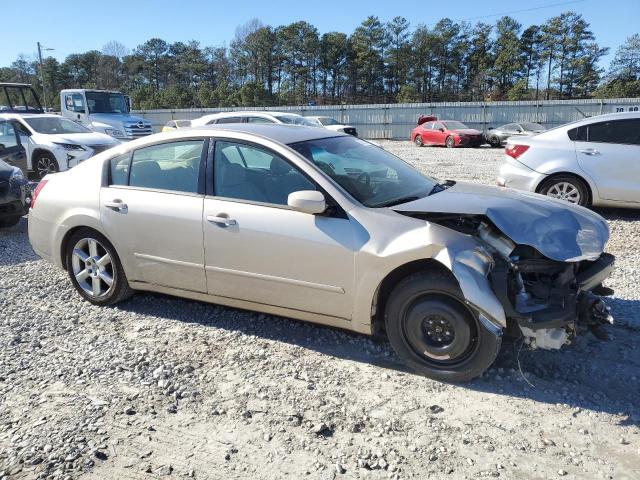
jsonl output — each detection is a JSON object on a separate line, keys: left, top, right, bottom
{"left": 270, "top": 157, "right": 292, "bottom": 176}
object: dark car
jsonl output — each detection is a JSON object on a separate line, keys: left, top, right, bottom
{"left": 0, "top": 119, "right": 29, "bottom": 227}
{"left": 485, "top": 122, "right": 546, "bottom": 147}
{"left": 411, "top": 119, "right": 484, "bottom": 148}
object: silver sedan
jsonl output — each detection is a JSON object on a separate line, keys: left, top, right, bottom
{"left": 29, "top": 125, "right": 615, "bottom": 382}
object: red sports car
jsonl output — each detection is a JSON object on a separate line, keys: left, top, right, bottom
{"left": 411, "top": 117, "right": 484, "bottom": 148}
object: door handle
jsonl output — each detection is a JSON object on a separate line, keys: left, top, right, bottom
{"left": 580, "top": 148, "right": 600, "bottom": 156}
{"left": 207, "top": 215, "right": 237, "bottom": 227}
{"left": 105, "top": 199, "right": 128, "bottom": 212}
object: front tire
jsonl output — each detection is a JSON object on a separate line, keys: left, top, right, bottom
{"left": 34, "top": 153, "right": 59, "bottom": 180}
{"left": 488, "top": 135, "right": 501, "bottom": 148}
{"left": 65, "top": 229, "right": 133, "bottom": 305}
{"left": 538, "top": 175, "right": 589, "bottom": 206}
{"left": 445, "top": 136, "right": 455, "bottom": 148}
{"left": 385, "top": 271, "right": 501, "bottom": 382}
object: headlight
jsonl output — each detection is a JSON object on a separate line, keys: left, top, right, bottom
{"left": 10, "top": 167, "right": 24, "bottom": 180}
{"left": 105, "top": 129, "right": 126, "bottom": 139}
{"left": 54, "top": 142, "right": 85, "bottom": 151}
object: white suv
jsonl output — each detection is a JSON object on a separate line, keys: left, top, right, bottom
{"left": 0, "top": 113, "right": 120, "bottom": 179}
{"left": 498, "top": 112, "right": 640, "bottom": 207}
{"left": 191, "top": 111, "right": 318, "bottom": 127}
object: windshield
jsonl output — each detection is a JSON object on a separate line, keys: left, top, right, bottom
{"left": 86, "top": 91, "right": 129, "bottom": 114}
{"left": 289, "top": 136, "right": 438, "bottom": 207}
{"left": 318, "top": 117, "right": 341, "bottom": 126}
{"left": 24, "top": 117, "right": 92, "bottom": 134}
{"left": 442, "top": 121, "right": 468, "bottom": 130}
{"left": 274, "top": 115, "right": 316, "bottom": 127}
{"left": 521, "top": 122, "right": 544, "bottom": 131}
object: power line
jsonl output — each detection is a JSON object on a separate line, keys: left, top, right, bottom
{"left": 457, "top": 0, "right": 587, "bottom": 23}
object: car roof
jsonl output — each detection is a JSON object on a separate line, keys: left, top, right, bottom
{"left": 191, "top": 123, "right": 343, "bottom": 144}
{"left": 200, "top": 111, "right": 302, "bottom": 119}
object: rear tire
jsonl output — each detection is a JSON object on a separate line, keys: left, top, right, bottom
{"left": 445, "top": 136, "right": 455, "bottom": 148}
{"left": 385, "top": 271, "right": 501, "bottom": 382}
{"left": 65, "top": 228, "right": 134, "bottom": 305}
{"left": 414, "top": 135, "right": 423, "bottom": 147}
{"left": 538, "top": 175, "right": 589, "bottom": 206}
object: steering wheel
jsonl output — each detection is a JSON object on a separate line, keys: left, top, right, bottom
{"left": 356, "top": 172, "right": 371, "bottom": 187}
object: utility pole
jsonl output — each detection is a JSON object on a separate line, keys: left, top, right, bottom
{"left": 37, "top": 42, "right": 54, "bottom": 110}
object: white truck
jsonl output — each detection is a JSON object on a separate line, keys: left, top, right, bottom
{"left": 60, "top": 89, "right": 153, "bottom": 141}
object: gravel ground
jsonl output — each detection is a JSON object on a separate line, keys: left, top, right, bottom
{"left": 0, "top": 142, "right": 639, "bottom": 480}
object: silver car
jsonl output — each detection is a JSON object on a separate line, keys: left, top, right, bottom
{"left": 486, "top": 122, "right": 546, "bottom": 147}
{"left": 498, "top": 112, "right": 640, "bottom": 207}
{"left": 29, "top": 125, "right": 615, "bottom": 382}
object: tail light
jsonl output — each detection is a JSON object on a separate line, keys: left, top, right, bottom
{"left": 505, "top": 144, "right": 530, "bottom": 159}
{"left": 30, "top": 180, "right": 48, "bottom": 209}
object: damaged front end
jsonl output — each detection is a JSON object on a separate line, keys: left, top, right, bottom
{"left": 407, "top": 212, "right": 615, "bottom": 350}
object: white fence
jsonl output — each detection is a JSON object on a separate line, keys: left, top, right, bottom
{"left": 134, "top": 98, "right": 640, "bottom": 139}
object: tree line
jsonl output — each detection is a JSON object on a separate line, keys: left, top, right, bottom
{"left": 1, "top": 13, "right": 639, "bottom": 110}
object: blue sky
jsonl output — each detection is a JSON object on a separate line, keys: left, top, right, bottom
{"left": 2, "top": 0, "right": 638, "bottom": 68}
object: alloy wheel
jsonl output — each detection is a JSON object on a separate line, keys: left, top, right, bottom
{"left": 71, "top": 238, "right": 114, "bottom": 298}
{"left": 546, "top": 181, "right": 581, "bottom": 204}
{"left": 36, "top": 156, "right": 58, "bottom": 178}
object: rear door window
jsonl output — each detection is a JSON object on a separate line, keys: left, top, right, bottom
{"left": 127, "top": 140, "right": 204, "bottom": 193}
{"left": 586, "top": 119, "right": 640, "bottom": 145}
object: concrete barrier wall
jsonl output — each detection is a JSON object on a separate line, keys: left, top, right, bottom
{"left": 133, "top": 98, "right": 640, "bottom": 139}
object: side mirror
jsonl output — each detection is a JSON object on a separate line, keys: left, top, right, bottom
{"left": 288, "top": 190, "right": 327, "bottom": 215}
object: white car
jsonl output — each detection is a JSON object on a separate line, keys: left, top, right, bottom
{"left": 306, "top": 116, "right": 358, "bottom": 136}
{"left": 191, "top": 111, "right": 318, "bottom": 127}
{"left": 498, "top": 111, "right": 640, "bottom": 207}
{"left": 0, "top": 113, "right": 121, "bottom": 179}
{"left": 28, "top": 124, "right": 615, "bottom": 382}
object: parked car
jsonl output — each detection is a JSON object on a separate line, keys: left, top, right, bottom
{"left": 0, "top": 120, "right": 30, "bottom": 227}
{"left": 498, "top": 112, "right": 640, "bottom": 207}
{"left": 411, "top": 119, "right": 484, "bottom": 148}
{"left": 162, "top": 119, "right": 192, "bottom": 132}
{"left": 0, "top": 113, "right": 121, "bottom": 179}
{"left": 306, "top": 116, "right": 357, "bottom": 136}
{"left": 191, "top": 111, "right": 318, "bottom": 127}
{"left": 29, "top": 125, "right": 615, "bottom": 382}
{"left": 486, "top": 122, "right": 546, "bottom": 147}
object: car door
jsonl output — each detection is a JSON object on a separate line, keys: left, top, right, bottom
{"left": 573, "top": 118, "right": 640, "bottom": 203}
{"left": 0, "top": 120, "right": 27, "bottom": 173}
{"left": 100, "top": 138, "right": 208, "bottom": 292}
{"left": 432, "top": 122, "right": 449, "bottom": 145}
{"left": 202, "top": 139, "right": 356, "bottom": 319}
{"left": 421, "top": 121, "right": 435, "bottom": 144}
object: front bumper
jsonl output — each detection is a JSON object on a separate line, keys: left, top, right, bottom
{"left": 456, "top": 136, "right": 484, "bottom": 147}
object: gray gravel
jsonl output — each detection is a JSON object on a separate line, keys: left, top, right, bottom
{"left": 0, "top": 142, "right": 639, "bottom": 480}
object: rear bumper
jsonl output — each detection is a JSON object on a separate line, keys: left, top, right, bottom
{"left": 497, "top": 157, "right": 545, "bottom": 192}
{"left": 0, "top": 199, "right": 28, "bottom": 219}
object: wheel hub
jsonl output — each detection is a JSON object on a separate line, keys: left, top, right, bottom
{"left": 422, "top": 315, "right": 455, "bottom": 345}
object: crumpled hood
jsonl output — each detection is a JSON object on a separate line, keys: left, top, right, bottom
{"left": 392, "top": 182, "right": 609, "bottom": 262}
{"left": 89, "top": 113, "right": 150, "bottom": 126}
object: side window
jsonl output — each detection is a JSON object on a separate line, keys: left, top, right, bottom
{"left": 212, "top": 116, "right": 244, "bottom": 125}
{"left": 129, "top": 140, "right": 204, "bottom": 193}
{"left": 587, "top": 119, "right": 640, "bottom": 145}
{"left": 433, "top": 122, "right": 444, "bottom": 130}
{"left": 109, "top": 153, "right": 132, "bottom": 186}
{"left": 214, "top": 141, "right": 315, "bottom": 206}
{"left": 423, "top": 121, "right": 433, "bottom": 129}
{"left": 567, "top": 126, "right": 587, "bottom": 141}
{"left": 65, "top": 93, "right": 86, "bottom": 113}
{"left": 247, "top": 116, "right": 275, "bottom": 124}
{"left": 0, "top": 120, "right": 19, "bottom": 150}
